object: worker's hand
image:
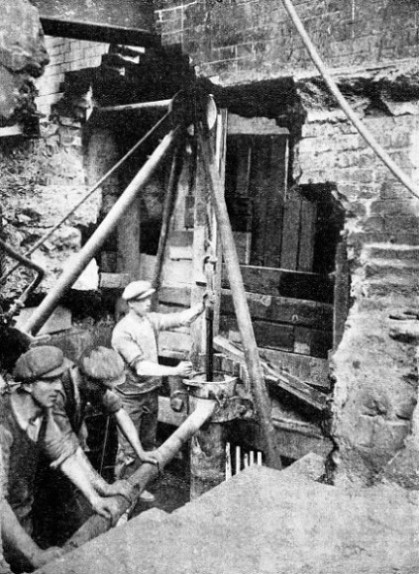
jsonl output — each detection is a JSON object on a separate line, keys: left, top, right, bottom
{"left": 139, "top": 449, "right": 160, "bottom": 466}
{"left": 31, "top": 546, "right": 63, "bottom": 568}
{"left": 91, "top": 495, "right": 121, "bottom": 525}
{"left": 103, "top": 479, "right": 134, "bottom": 502}
{"left": 170, "top": 391, "right": 188, "bottom": 412}
{"left": 175, "top": 361, "right": 193, "bottom": 378}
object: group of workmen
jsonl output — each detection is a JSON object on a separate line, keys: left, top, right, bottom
{"left": 0, "top": 280, "right": 205, "bottom": 573}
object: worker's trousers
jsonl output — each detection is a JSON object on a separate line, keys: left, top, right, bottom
{"left": 115, "top": 389, "right": 158, "bottom": 479}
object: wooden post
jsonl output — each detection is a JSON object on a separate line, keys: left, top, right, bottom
{"left": 190, "top": 421, "right": 227, "bottom": 499}
{"left": 199, "top": 133, "right": 283, "bottom": 471}
{"left": 63, "top": 400, "right": 216, "bottom": 552}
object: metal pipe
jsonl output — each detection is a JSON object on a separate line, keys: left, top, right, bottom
{"left": 281, "top": 0, "right": 419, "bottom": 201}
{"left": 0, "top": 111, "right": 171, "bottom": 286}
{"left": 98, "top": 100, "right": 172, "bottom": 113}
{"left": 23, "top": 127, "right": 180, "bottom": 336}
{"left": 0, "top": 239, "right": 45, "bottom": 320}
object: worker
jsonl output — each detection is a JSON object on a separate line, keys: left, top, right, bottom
{"left": 0, "top": 346, "right": 120, "bottom": 572}
{"left": 111, "top": 280, "right": 205, "bottom": 497}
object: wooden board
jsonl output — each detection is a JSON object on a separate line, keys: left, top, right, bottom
{"left": 158, "top": 286, "right": 191, "bottom": 307}
{"left": 259, "top": 347, "right": 330, "bottom": 390}
{"left": 280, "top": 196, "right": 301, "bottom": 270}
{"left": 233, "top": 232, "right": 252, "bottom": 265}
{"left": 294, "top": 326, "right": 333, "bottom": 359}
{"left": 263, "top": 137, "right": 286, "bottom": 268}
{"left": 221, "top": 264, "right": 334, "bottom": 303}
{"left": 220, "top": 289, "right": 333, "bottom": 329}
{"left": 220, "top": 316, "right": 295, "bottom": 352}
{"left": 99, "top": 272, "right": 130, "bottom": 289}
{"left": 298, "top": 199, "right": 317, "bottom": 272}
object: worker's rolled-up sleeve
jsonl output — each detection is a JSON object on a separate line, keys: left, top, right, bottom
{"left": 43, "top": 410, "right": 77, "bottom": 469}
{"left": 102, "top": 389, "right": 123, "bottom": 414}
{"left": 112, "top": 326, "right": 144, "bottom": 367}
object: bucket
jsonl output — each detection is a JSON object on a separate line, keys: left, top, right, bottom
{"left": 183, "top": 372, "right": 238, "bottom": 402}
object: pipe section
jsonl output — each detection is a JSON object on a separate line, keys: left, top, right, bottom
{"left": 23, "top": 127, "right": 180, "bottom": 336}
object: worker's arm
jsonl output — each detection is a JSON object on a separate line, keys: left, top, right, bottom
{"left": 114, "top": 408, "right": 159, "bottom": 465}
{"left": 71, "top": 447, "right": 134, "bottom": 502}
{"left": 153, "top": 302, "right": 205, "bottom": 331}
{"left": 133, "top": 360, "right": 193, "bottom": 379}
{"left": 59, "top": 448, "right": 120, "bottom": 523}
{"left": 1, "top": 500, "right": 62, "bottom": 569}
{"left": 43, "top": 413, "right": 120, "bottom": 524}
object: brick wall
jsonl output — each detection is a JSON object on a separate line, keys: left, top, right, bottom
{"left": 156, "top": 0, "right": 419, "bottom": 84}
{"left": 35, "top": 36, "right": 109, "bottom": 117}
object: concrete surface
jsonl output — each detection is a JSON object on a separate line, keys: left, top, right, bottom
{"left": 38, "top": 463, "right": 419, "bottom": 574}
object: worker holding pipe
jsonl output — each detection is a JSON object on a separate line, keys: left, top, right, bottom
{"left": 0, "top": 346, "right": 120, "bottom": 573}
{"left": 35, "top": 345, "right": 159, "bottom": 543}
{"left": 111, "top": 280, "right": 205, "bottom": 498}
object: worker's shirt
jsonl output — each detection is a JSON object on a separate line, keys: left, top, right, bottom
{"left": 53, "top": 366, "right": 123, "bottom": 449}
{"left": 112, "top": 309, "right": 192, "bottom": 396}
{"left": 0, "top": 393, "right": 76, "bottom": 526}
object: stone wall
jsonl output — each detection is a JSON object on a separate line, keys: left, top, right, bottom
{"left": 156, "top": 0, "right": 419, "bottom": 85}
{"left": 294, "top": 104, "right": 419, "bottom": 486}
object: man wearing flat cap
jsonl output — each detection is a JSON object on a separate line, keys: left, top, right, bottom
{"left": 0, "top": 346, "right": 119, "bottom": 572}
{"left": 35, "top": 346, "right": 159, "bottom": 544}
{"left": 112, "top": 280, "right": 204, "bottom": 494}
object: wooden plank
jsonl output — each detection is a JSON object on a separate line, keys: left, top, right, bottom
{"left": 213, "top": 336, "right": 327, "bottom": 412}
{"left": 161, "top": 259, "right": 193, "bottom": 286}
{"left": 258, "top": 348, "right": 330, "bottom": 390}
{"left": 263, "top": 137, "right": 286, "bottom": 268}
{"left": 249, "top": 139, "right": 271, "bottom": 266}
{"left": 169, "top": 245, "right": 193, "bottom": 260}
{"left": 158, "top": 286, "right": 191, "bottom": 307}
{"left": 221, "top": 289, "right": 333, "bottom": 329}
{"left": 294, "top": 326, "right": 333, "bottom": 359}
{"left": 233, "top": 232, "right": 252, "bottom": 265}
{"left": 281, "top": 196, "right": 302, "bottom": 270}
{"left": 170, "top": 230, "right": 194, "bottom": 247}
{"left": 222, "top": 264, "right": 334, "bottom": 303}
{"left": 99, "top": 272, "right": 130, "bottom": 289}
{"left": 220, "top": 316, "right": 295, "bottom": 352}
{"left": 228, "top": 114, "right": 290, "bottom": 136}
{"left": 298, "top": 199, "right": 317, "bottom": 272}
{"left": 159, "top": 330, "right": 192, "bottom": 355}
{"left": 15, "top": 306, "right": 72, "bottom": 336}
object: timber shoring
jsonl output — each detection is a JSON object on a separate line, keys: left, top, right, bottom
{"left": 199, "top": 133, "right": 283, "bottom": 471}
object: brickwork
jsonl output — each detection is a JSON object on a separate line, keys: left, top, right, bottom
{"left": 35, "top": 36, "right": 109, "bottom": 117}
{"left": 157, "top": 0, "right": 419, "bottom": 84}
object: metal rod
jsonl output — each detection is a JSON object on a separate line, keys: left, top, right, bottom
{"left": 98, "top": 100, "right": 172, "bottom": 113}
{"left": 0, "top": 111, "right": 171, "bottom": 286}
{"left": 23, "top": 127, "right": 180, "bottom": 336}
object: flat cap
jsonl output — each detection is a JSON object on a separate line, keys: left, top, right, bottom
{"left": 79, "top": 346, "right": 125, "bottom": 386}
{"left": 13, "top": 346, "right": 71, "bottom": 382}
{"left": 122, "top": 280, "right": 155, "bottom": 302}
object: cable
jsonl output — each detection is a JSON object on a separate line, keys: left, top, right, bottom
{"left": 281, "top": 0, "right": 419, "bottom": 201}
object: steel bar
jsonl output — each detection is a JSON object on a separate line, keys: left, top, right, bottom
{"left": 23, "top": 127, "right": 180, "bottom": 336}
{"left": 199, "top": 133, "right": 283, "bottom": 471}
{"left": 98, "top": 100, "right": 172, "bottom": 113}
{"left": 0, "top": 111, "right": 171, "bottom": 286}
{"left": 63, "top": 399, "right": 216, "bottom": 552}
